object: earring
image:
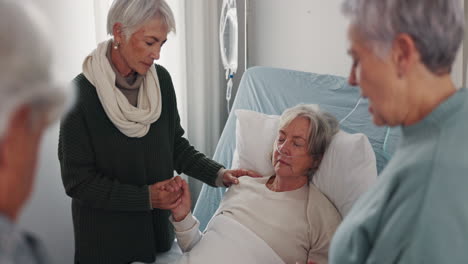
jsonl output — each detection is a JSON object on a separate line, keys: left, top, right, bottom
{"left": 113, "top": 42, "right": 119, "bottom": 50}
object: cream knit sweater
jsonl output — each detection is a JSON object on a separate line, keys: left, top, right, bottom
{"left": 172, "top": 176, "right": 341, "bottom": 264}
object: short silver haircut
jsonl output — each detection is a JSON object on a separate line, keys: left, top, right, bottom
{"left": 278, "top": 104, "right": 339, "bottom": 175}
{"left": 107, "top": 0, "right": 176, "bottom": 40}
{"left": 342, "top": 0, "right": 464, "bottom": 74}
{"left": 0, "top": 1, "right": 67, "bottom": 139}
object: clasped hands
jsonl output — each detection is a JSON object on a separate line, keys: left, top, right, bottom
{"left": 148, "top": 169, "right": 261, "bottom": 221}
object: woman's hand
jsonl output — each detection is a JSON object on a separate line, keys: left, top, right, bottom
{"left": 159, "top": 175, "right": 183, "bottom": 192}
{"left": 170, "top": 179, "right": 192, "bottom": 222}
{"left": 149, "top": 177, "right": 183, "bottom": 209}
{"left": 222, "top": 169, "right": 262, "bottom": 187}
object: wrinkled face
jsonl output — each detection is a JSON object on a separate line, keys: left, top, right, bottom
{"left": 117, "top": 18, "right": 169, "bottom": 75}
{"left": 273, "top": 117, "right": 315, "bottom": 178}
{"left": 347, "top": 25, "right": 409, "bottom": 126}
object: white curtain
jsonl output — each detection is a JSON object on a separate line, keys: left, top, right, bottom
{"left": 185, "top": 0, "right": 225, "bottom": 156}
{"left": 184, "top": 0, "right": 226, "bottom": 201}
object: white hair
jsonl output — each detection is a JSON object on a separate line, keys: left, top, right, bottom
{"left": 278, "top": 104, "right": 339, "bottom": 176}
{"left": 0, "top": 0, "right": 67, "bottom": 139}
{"left": 342, "top": 0, "right": 464, "bottom": 74}
{"left": 107, "top": 0, "right": 176, "bottom": 40}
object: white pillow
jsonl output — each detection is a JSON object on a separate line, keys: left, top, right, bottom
{"left": 312, "top": 130, "right": 377, "bottom": 216}
{"left": 233, "top": 110, "right": 279, "bottom": 177}
{"left": 231, "top": 109, "right": 377, "bottom": 217}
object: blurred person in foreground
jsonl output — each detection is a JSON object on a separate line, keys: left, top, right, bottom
{"left": 0, "top": 0, "right": 67, "bottom": 263}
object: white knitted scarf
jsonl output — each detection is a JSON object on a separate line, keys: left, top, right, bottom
{"left": 82, "top": 40, "right": 162, "bottom": 138}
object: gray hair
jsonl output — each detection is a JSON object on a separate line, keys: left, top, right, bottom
{"left": 342, "top": 0, "right": 464, "bottom": 74}
{"left": 0, "top": 1, "right": 67, "bottom": 139}
{"left": 107, "top": 0, "right": 176, "bottom": 40}
{"left": 278, "top": 104, "right": 339, "bottom": 176}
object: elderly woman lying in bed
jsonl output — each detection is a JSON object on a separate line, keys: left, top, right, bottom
{"left": 163, "top": 104, "right": 342, "bottom": 264}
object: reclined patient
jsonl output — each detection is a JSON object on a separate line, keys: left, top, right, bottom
{"left": 164, "top": 104, "right": 342, "bottom": 264}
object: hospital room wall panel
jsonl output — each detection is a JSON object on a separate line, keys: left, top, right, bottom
{"left": 246, "top": 0, "right": 465, "bottom": 88}
{"left": 247, "top": 0, "right": 352, "bottom": 77}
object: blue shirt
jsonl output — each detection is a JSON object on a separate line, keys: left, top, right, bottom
{"left": 0, "top": 214, "right": 49, "bottom": 264}
{"left": 330, "top": 88, "right": 468, "bottom": 263}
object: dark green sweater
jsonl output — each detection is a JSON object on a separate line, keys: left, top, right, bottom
{"left": 58, "top": 65, "right": 223, "bottom": 264}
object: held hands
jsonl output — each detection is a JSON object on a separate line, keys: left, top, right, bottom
{"left": 170, "top": 179, "right": 192, "bottom": 222}
{"left": 149, "top": 176, "right": 183, "bottom": 210}
{"left": 150, "top": 168, "right": 261, "bottom": 218}
{"left": 221, "top": 169, "right": 262, "bottom": 187}
{"left": 155, "top": 176, "right": 192, "bottom": 222}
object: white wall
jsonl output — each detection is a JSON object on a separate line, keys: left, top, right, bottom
{"left": 247, "top": 0, "right": 352, "bottom": 77}
{"left": 246, "top": 0, "right": 464, "bottom": 87}
{"left": 158, "top": 0, "right": 189, "bottom": 131}
{"left": 17, "top": 1, "right": 97, "bottom": 263}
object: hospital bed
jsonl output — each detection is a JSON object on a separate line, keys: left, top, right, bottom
{"left": 154, "top": 66, "right": 401, "bottom": 263}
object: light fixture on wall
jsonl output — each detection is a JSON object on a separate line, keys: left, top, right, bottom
{"left": 219, "top": 0, "right": 238, "bottom": 113}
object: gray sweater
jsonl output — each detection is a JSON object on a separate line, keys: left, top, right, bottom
{"left": 330, "top": 88, "right": 468, "bottom": 264}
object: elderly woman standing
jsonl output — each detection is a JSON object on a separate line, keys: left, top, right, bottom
{"left": 330, "top": 0, "right": 468, "bottom": 263}
{"left": 58, "top": 0, "right": 258, "bottom": 263}
{"left": 168, "top": 105, "right": 342, "bottom": 264}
